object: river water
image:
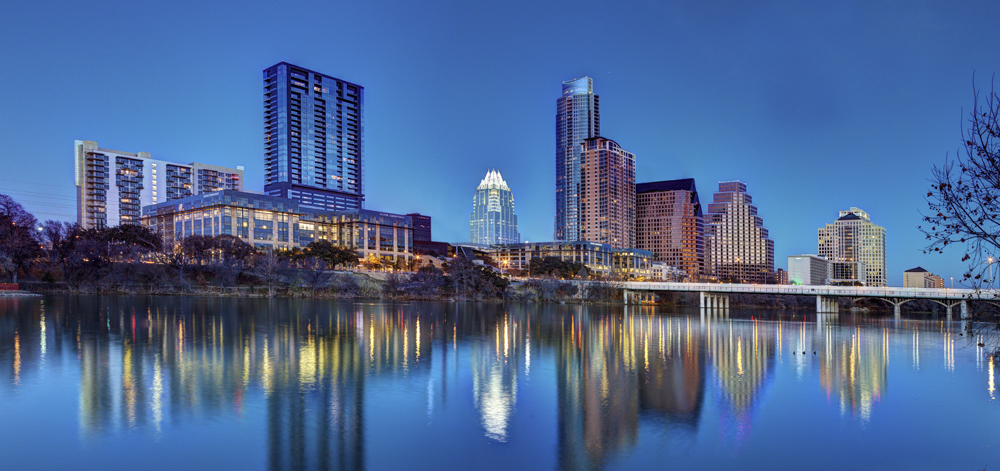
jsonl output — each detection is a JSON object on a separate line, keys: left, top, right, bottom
{"left": 0, "top": 295, "right": 996, "bottom": 470}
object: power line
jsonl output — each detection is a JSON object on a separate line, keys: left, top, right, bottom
{"left": 14, "top": 199, "right": 73, "bottom": 207}
{"left": 0, "top": 188, "right": 77, "bottom": 202}
{"left": 0, "top": 177, "right": 74, "bottom": 189}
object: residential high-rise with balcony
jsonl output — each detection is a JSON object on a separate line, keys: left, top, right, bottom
{"left": 636, "top": 179, "right": 703, "bottom": 280}
{"left": 580, "top": 137, "right": 635, "bottom": 249}
{"left": 555, "top": 77, "right": 599, "bottom": 241}
{"left": 75, "top": 140, "right": 243, "bottom": 229}
{"left": 470, "top": 170, "right": 520, "bottom": 245}
{"left": 263, "top": 62, "right": 364, "bottom": 211}
{"left": 818, "top": 207, "right": 886, "bottom": 286}
{"left": 704, "top": 181, "right": 774, "bottom": 283}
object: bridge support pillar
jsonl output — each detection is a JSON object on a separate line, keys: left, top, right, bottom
{"left": 816, "top": 296, "right": 838, "bottom": 313}
{"left": 894, "top": 303, "right": 901, "bottom": 319}
{"left": 699, "top": 292, "right": 729, "bottom": 310}
{"left": 962, "top": 300, "right": 969, "bottom": 319}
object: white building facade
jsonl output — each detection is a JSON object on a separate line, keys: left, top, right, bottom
{"left": 787, "top": 254, "right": 829, "bottom": 285}
{"left": 75, "top": 140, "right": 243, "bottom": 229}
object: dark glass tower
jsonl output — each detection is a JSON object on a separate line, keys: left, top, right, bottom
{"left": 263, "top": 62, "right": 364, "bottom": 210}
{"left": 555, "top": 77, "right": 599, "bottom": 241}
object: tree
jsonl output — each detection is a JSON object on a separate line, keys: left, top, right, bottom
{"left": 303, "top": 240, "right": 358, "bottom": 269}
{"left": 214, "top": 235, "right": 254, "bottom": 266}
{"left": 40, "top": 220, "right": 81, "bottom": 279}
{"left": 181, "top": 235, "right": 214, "bottom": 264}
{"left": 251, "top": 250, "right": 289, "bottom": 297}
{"left": 528, "top": 256, "right": 584, "bottom": 279}
{"left": 0, "top": 194, "right": 40, "bottom": 283}
{"left": 299, "top": 258, "right": 332, "bottom": 295}
{"left": 411, "top": 265, "right": 447, "bottom": 297}
{"left": 922, "top": 77, "right": 1000, "bottom": 354}
{"left": 362, "top": 253, "right": 382, "bottom": 271}
{"left": 444, "top": 256, "right": 508, "bottom": 300}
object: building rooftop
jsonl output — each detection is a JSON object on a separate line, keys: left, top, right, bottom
{"left": 905, "top": 267, "right": 929, "bottom": 273}
{"left": 636, "top": 178, "right": 697, "bottom": 194}
{"left": 838, "top": 213, "right": 862, "bottom": 221}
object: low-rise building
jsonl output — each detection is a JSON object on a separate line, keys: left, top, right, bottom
{"left": 904, "top": 267, "right": 945, "bottom": 288}
{"left": 830, "top": 261, "right": 867, "bottom": 286}
{"left": 787, "top": 254, "right": 829, "bottom": 285}
{"left": 487, "top": 241, "right": 653, "bottom": 279}
{"left": 142, "top": 190, "right": 412, "bottom": 265}
{"left": 651, "top": 262, "right": 687, "bottom": 281}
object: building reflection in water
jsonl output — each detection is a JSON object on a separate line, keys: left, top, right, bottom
{"left": 470, "top": 310, "right": 521, "bottom": 442}
{"left": 703, "top": 312, "right": 775, "bottom": 448}
{"left": 0, "top": 297, "right": 988, "bottom": 470}
{"left": 556, "top": 306, "right": 707, "bottom": 470}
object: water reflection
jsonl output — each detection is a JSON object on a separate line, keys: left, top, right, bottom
{"left": 0, "top": 296, "right": 991, "bottom": 470}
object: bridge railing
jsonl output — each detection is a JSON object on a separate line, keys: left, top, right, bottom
{"left": 617, "top": 281, "right": 988, "bottom": 300}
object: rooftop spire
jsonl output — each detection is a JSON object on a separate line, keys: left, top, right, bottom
{"left": 478, "top": 169, "right": 510, "bottom": 190}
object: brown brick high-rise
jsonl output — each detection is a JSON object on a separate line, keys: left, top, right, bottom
{"left": 579, "top": 137, "right": 634, "bottom": 249}
{"left": 636, "top": 179, "right": 703, "bottom": 280}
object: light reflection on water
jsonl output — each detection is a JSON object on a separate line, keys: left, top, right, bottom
{"left": 0, "top": 296, "right": 997, "bottom": 470}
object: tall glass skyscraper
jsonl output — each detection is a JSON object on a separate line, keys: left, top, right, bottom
{"left": 470, "top": 170, "right": 520, "bottom": 245}
{"left": 555, "top": 77, "right": 599, "bottom": 241}
{"left": 263, "top": 62, "right": 364, "bottom": 211}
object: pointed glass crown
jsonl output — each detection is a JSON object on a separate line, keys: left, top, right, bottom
{"left": 477, "top": 169, "right": 510, "bottom": 191}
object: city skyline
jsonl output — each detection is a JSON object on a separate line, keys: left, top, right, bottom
{"left": 1, "top": 0, "right": 999, "bottom": 283}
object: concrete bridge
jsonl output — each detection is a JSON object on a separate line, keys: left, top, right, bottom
{"left": 617, "top": 281, "right": 990, "bottom": 317}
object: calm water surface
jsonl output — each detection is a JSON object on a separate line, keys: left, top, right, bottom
{"left": 0, "top": 295, "right": 997, "bottom": 470}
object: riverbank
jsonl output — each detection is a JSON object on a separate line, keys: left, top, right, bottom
{"left": 14, "top": 275, "right": 919, "bottom": 312}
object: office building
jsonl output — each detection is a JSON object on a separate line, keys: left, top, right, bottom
{"left": 142, "top": 190, "right": 412, "bottom": 264}
{"left": 787, "top": 254, "right": 829, "bottom": 285}
{"left": 555, "top": 77, "right": 599, "bottom": 241}
{"left": 405, "top": 213, "right": 451, "bottom": 258}
{"left": 488, "top": 242, "right": 653, "bottom": 279}
{"left": 818, "top": 207, "right": 886, "bottom": 287}
{"left": 903, "top": 267, "right": 945, "bottom": 288}
{"left": 407, "top": 213, "right": 432, "bottom": 242}
{"left": 636, "top": 179, "right": 703, "bottom": 280}
{"left": 931, "top": 274, "right": 945, "bottom": 288}
{"left": 651, "top": 261, "right": 687, "bottom": 281}
{"left": 579, "top": 137, "right": 635, "bottom": 249}
{"left": 470, "top": 170, "right": 520, "bottom": 245}
{"left": 75, "top": 140, "right": 243, "bottom": 229}
{"left": 703, "top": 181, "right": 774, "bottom": 283}
{"left": 263, "top": 62, "right": 364, "bottom": 211}
{"left": 829, "top": 261, "right": 868, "bottom": 285}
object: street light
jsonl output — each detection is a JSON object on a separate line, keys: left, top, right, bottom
{"left": 989, "top": 257, "right": 996, "bottom": 290}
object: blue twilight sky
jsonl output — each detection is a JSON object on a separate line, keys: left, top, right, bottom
{"left": 1, "top": 0, "right": 998, "bottom": 284}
